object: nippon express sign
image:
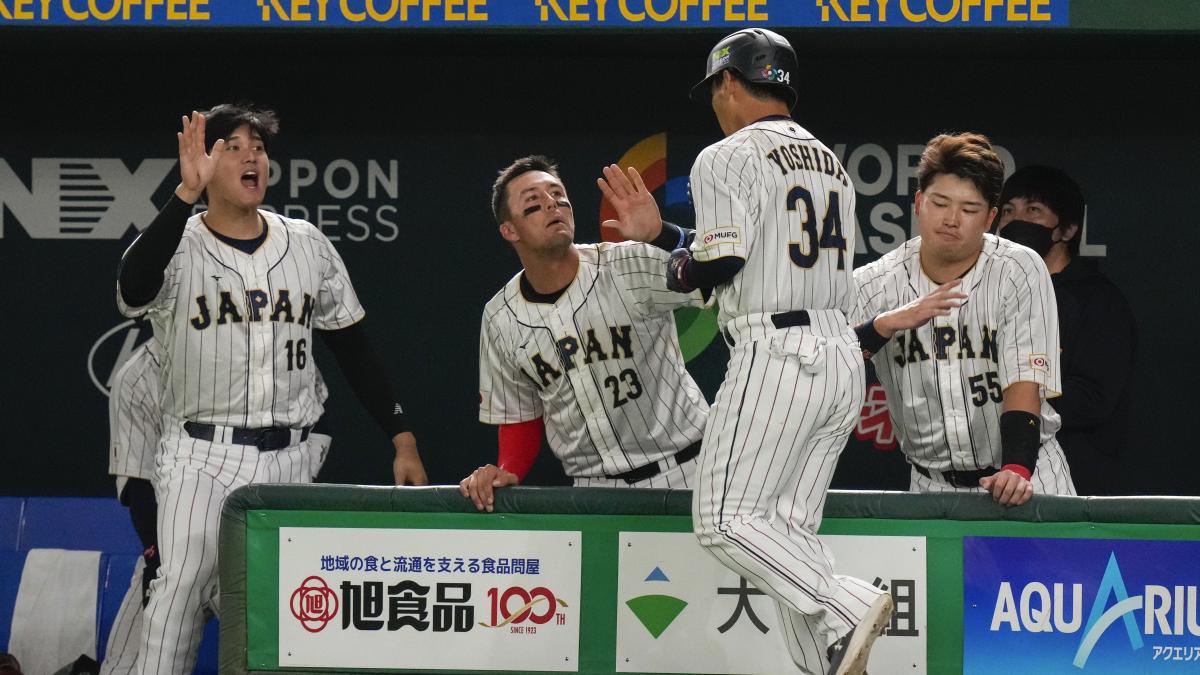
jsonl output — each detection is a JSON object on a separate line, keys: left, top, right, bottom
{"left": 964, "top": 537, "right": 1200, "bottom": 674}
{"left": 278, "top": 527, "right": 581, "bottom": 671}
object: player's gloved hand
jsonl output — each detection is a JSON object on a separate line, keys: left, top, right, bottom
{"left": 391, "top": 432, "right": 429, "bottom": 486}
{"left": 666, "top": 248, "right": 696, "bottom": 293}
{"left": 175, "top": 110, "right": 226, "bottom": 203}
{"left": 874, "top": 279, "right": 967, "bottom": 338}
{"left": 458, "top": 464, "right": 520, "bottom": 513}
{"left": 141, "top": 544, "right": 160, "bottom": 608}
{"left": 597, "top": 164, "right": 663, "bottom": 243}
{"left": 979, "top": 469, "right": 1034, "bottom": 507}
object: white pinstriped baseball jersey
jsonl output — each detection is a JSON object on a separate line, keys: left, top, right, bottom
{"left": 854, "top": 234, "right": 1066, "bottom": 474}
{"left": 109, "top": 340, "right": 163, "bottom": 482}
{"left": 116, "top": 212, "right": 362, "bottom": 429}
{"left": 106, "top": 336, "right": 332, "bottom": 486}
{"left": 689, "top": 117, "right": 855, "bottom": 338}
{"left": 479, "top": 241, "right": 708, "bottom": 479}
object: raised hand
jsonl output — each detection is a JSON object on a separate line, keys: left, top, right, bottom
{"left": 175, "top": 110, "right": 225, "bottom": 203}
{"left": 597, "top": 164, "right": 663, "bottom": 243}
{"left": 875, "top": 279, "right": 968, "bottom": 337}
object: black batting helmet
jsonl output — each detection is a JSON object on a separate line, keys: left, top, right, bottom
{"left": 689, "top": 28, "right": 798, "bottom": 109}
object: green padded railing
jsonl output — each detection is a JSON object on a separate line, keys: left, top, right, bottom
{"left": 219, "top": 486, "right": 1200, "bottom": 674}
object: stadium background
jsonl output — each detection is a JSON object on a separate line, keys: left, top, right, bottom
{"left": 1, "top": 14, "right": 1197, "bottom": 499}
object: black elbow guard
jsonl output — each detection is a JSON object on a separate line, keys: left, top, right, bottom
{"left": 1000, "top": 410, "right": 1041, "bottom": 474}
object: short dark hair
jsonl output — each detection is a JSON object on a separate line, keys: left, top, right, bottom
{"left": 203, "top": 102, "right": 279, "bottom": 152}
{"left": 1000, "top": 165, "right": 1085, "bottom": 257}
{"left": 491, "top": 155, "right": 561, "bottom": 224}
{"left": 917, "top": 132, "right": 1005, "bottom": 208}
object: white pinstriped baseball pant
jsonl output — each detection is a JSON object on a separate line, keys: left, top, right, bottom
{"left": 693, "top": 324, "right": 886, "bottom": 675}
{"left": 136, "top": 417, "right": 317, "bottom": 675}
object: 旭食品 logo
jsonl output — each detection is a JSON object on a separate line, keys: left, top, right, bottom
{"left": 290, "top": 576, "right": 340, "bottom": 633}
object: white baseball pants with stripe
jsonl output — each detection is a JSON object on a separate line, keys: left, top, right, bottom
{"left": 137, "top": 417, "right": 316, "bottom": 675}
{"left": 693, "top": 324, "right": 885, "bottom": 675}
{"left": 101, "top": 557, "right": 144, "bottom": 675}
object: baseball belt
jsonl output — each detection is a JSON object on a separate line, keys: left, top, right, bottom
{"left": 723, "top": 310, "right": 811, "bottom": 347}
{"left": 183, "top": 421, "right": 311, "bottom": 451}
{"left": 607, "top": 440, "right": 702, "bottom": 485}
{"left": 912, "top": 463, "right": 998, "bottom": 488}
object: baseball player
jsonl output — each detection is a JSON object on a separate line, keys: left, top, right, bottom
{"left": 460, "top": 156, "right": 710, "bottom": 511}
{"left": 628, "top": 29, "right": 893, "bottom": 675}
{"left": 853, "top": 133, "right": 1075, "bottom": 505}
{"left": 101, "top": 339, "right": 333, "bottom": 675}
{"left": 101, "top": 339, "right": 162, "bottom": 675}
{"left": 114, "top": 105, "right": 424, "bottom": 675}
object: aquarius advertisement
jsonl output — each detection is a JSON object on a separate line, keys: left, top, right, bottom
{"left": 963, "top": 537, "right": 1200, "bottom": 674}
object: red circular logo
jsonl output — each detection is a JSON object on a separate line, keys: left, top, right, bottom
{"left": 290, "top": 576, "right": 339, "bottom": 633}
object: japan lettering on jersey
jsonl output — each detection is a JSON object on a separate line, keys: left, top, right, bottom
{"left": 854, "top": 234, "right": 1062, "bottom": 472}
{"left": 479, "top": 242, "right": 708, "bottom": 478}
{"left": 116, "top": 212, "right": 363, "bottom": 429}
{"left": 689, "top": 118, "right": 856, "bottom": 338}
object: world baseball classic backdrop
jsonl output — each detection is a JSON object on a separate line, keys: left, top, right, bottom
{"left": 0, "top": 23, "right": 1197, "bottom": 496}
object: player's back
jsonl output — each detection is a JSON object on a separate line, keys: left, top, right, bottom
{"left": 690, "top": 118, "right": 856, "bottom": 337}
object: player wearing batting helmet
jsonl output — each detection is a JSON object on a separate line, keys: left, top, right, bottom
{"left": 621, "top": 28, "right": 894, "bottom": 675}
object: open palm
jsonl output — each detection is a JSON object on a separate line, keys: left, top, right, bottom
{"left": 176, "top": 110, "right": 225, "bottom": 199}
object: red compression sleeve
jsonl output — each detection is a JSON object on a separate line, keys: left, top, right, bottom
{"left": 498, "top": 418, "right": 543, "bottom": 481}
{"left": 1002, "top": 464, "right": 1033, "bottom": 481}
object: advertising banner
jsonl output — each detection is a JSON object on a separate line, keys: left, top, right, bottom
{"left": 616, "top": 532, "right": 926, "bottom": 673}
{"left": 964, "top": 537, "right": 1200, "bottom": 674}
{"left": 277, "top": 527, "right": 582, "bottom": 671}
{"left": 0, "top": 0, "right": 1070, "bottom": 29}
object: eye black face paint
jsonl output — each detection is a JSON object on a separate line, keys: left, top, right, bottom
{"left": 523, "top": 205, "right": 542, "bottom": 216}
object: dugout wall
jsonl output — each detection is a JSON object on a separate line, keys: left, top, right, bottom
{"left": 219, "top": 486, "right": 1200, "bottom": 674}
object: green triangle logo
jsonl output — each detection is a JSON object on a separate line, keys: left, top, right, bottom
{"left": 626, "top": 594, "right": 688, "bottom": 639}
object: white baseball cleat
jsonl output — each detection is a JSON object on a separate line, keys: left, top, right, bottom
{"left": 827, "top": 592, "right": 894, "bottom": 675}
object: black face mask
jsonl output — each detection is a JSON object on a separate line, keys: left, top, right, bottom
{"left": 1000, "top": 220, "right": 1055, "bottom": 256}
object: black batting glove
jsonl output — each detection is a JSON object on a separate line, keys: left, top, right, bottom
{"left": 666, "top": 248, "right": 695, "bottom": 293}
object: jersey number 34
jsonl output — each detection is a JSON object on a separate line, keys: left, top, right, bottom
{"left": 786, "top": 186, "right": 847, "bottom": 270}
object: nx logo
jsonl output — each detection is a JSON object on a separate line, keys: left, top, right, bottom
{"left": 88, "top": 319, "right": 153, "bottom": 397}
{"left": 0, "top": 158, "right": 174, "bottom": 239}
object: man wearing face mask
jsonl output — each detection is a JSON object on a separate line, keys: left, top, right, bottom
{"left": 996, "top": 165, "right": 1137, "bottom": 495}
